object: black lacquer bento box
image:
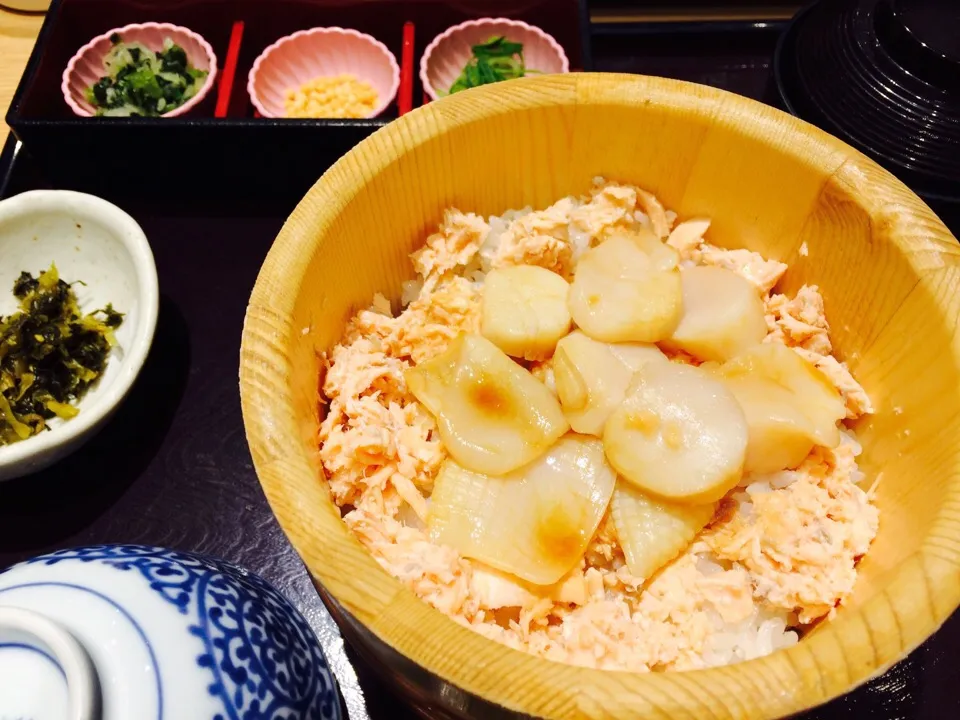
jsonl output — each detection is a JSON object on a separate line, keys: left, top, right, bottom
{"left": 2, "top": 2, "right": 960, "bottom": 719}
{"left": 5, "top": 0, "right": 591, "bottom": 213}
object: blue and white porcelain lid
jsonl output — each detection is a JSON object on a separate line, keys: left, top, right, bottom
{"left": 0, "top": 606, "right": 98, "bottom": 720}
{"left": 0, "top": 545, "right": 341, "bottom": 720}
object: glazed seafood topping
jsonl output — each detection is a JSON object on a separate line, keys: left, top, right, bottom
{"left": 0, "top": 265, "right": 123, "bottom": 445}
{"left": 448, "top": 36, "right": 530, "bottom": 94}
{"left": 318, "top": 179, "right": 878, "bottom": 672}
{"left": 85, "top": 35, "right": 208, "bottom": 117}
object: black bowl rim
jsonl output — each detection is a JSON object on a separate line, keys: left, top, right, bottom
{"left": 774, "top": 0, "right": 960, "bottom": 206}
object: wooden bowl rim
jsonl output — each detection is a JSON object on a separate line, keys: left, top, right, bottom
{"left": 240, "top": 73, "right": 960, "bottom": 719}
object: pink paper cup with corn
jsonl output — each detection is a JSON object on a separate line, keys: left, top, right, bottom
{"left": 247, "top": 27, "right": 400, "bottom": 119}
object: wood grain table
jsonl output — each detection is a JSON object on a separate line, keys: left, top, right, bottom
{"left": 0, "top": 8, "right": 43, "bottom": 142}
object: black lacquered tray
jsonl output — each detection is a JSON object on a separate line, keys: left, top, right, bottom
{"left": 1, "top": 10, "right": 959, "bottom": 720}
{"left": 4, "top": 0, "right": 589, "bottom": 214}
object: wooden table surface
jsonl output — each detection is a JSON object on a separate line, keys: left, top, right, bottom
{"left": 0, "top": 8, "right": 44, "bottom": 143}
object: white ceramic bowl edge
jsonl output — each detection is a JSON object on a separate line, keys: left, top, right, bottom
{"left": 0, "top": 190, "right": 159, "bottom": 480}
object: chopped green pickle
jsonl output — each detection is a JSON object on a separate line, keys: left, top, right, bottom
{"left": 85, "top": 35, "right": 208, "bottom": 117}
{"left": 0, "top": 264, "right": 124, "bottom": 445}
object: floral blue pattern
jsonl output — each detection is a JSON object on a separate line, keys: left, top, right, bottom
{"left": 24, "top": 545, "right": 340, "bottom": 720}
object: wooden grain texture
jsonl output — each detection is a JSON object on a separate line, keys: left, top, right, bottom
{"left": 0, "top": 8, "right": 43, "bottom": 143}
{"left": 239, "top": 73, "right": 960, "bottom": 719}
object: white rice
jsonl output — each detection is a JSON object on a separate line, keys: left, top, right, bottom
{"left": 702, "top": 606, "right": 799, "bottom": 667}
{"left": 839, "top": 428, "right": 863, "bottom": 456}
{"left": 691, "top": 553, "right": 799, "bottom": 667}
{"left": 400, "top": 279, "right": 423, "bottom": 308}
{"left": 568, "top": 220, "right": 594, "bottom": 264}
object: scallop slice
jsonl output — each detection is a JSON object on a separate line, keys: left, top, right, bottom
{"left": 719, "top": 342, "right": 845, "bottom": 447}
{"left": 719, "top": 374, "right": 818, "bottom": 474}
{"left": 481, "top": 265, "right": 572, "bottom": 361}
{"left": 603, "top": 362, "right": 748, "bottom": 503}
{"left": 629, "top": 225, "right": 683, "bottom": 270}
{"left": 553, "top": 331, "right": 635, "bottom": 436}
{"left": 612, "top": 481, "right": 717, "bottom": 579}
{"left": 568, "top": 232, "right": 683, "bottom": 343}
{"left": 406, "top": 334, "right": 568, "bottom": 476}
{"left": 607, "top": 341, "right": 669, "bottom": 372}
{"left": 663, "top": 265, "right": 768, "bottom": 362}
{"left": 553, "top": 332, "right": 670, "bottom": 436}
{"left": 428, "top": 435, "right": 617, "bottom": 586}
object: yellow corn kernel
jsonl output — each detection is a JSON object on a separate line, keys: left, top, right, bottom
{"left": 282, "top": 73, "right": 379, "bottom": 119}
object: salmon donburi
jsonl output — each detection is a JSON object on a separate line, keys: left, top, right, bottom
{"left": 317, "top": 179, "right": 878, "bottom": 672}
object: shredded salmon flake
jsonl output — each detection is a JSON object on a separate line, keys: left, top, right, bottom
{"left": 492, "top": 198, "right": 578, "bottom": 278}
{"left": 317, "top": 180, "right": 878, "bottom": 672}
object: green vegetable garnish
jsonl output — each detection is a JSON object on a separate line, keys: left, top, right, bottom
{"left": 84, "top": 35, "right": 208, "bottom": 117}
{"left": 0, "top": 264, "right": 124, "bottom": 446}
{"left": 448, "top": 36, "right": 530, "bottom": 95}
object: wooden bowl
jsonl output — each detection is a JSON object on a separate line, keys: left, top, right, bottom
{"left": 240, "top": 73, "right": 960, "bottom": 719}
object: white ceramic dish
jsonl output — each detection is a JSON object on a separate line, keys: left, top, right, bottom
{"left": 0, "top": 190, "right": 158, "bottom": 481}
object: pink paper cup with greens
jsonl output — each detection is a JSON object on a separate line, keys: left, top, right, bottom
{"left": 420, "top": 18, "right": 569, "bottom": 101}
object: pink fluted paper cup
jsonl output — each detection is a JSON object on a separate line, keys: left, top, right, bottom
{"left": 248, "top": 27, "right": 401, "bottom": 119}
{"left": 420, "top": 18, "right": 569, "bottom": 102}
{"left": 62, "top": 23, "right": 218, "bottom": 118}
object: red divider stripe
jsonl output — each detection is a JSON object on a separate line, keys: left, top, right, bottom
{"left": 215, "top": 21, "right": 245, "bottom": 118}
{"left": 399, "top": 21, "right": 415, "bottom": 116}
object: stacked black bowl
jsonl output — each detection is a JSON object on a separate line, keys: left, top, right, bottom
{"left": 776, "top": 0, "right": 960, "bottom": 226}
